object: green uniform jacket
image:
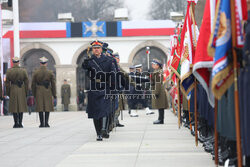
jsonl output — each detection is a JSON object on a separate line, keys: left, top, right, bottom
{"left": 117, "top": 65, "right": 129, "bottom": 111}
{"left": 32, "top": 66, "right": 56, "bottom": 112}
{"left": 5, "top": 65, "right": 28, "bottom": 113}
{"left": 61, "top": 84, "right": 71, "bottom": 105}
{"left": 151, "top": 69, "right": 169, "bottom": 109}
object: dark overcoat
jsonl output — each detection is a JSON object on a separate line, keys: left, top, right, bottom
{"left": 151, "top": 69, "right": 169, "bottom": 109}
{"left": 61, "top": 84, "right": 71, "bottom": 105}
{"left": 5, "top": 65, "right": 29, "bottom": 113}
{"left": 31, "top": 66, "right": 56, "bottom": 112}
{"left": 83, "top": 54, "right": 115, "bottom": 119}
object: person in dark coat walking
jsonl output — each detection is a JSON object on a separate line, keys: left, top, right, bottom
{"left": 32, "top": 56, "right": 56, "bottom": 128}
{"left": 82, "top": 40, "right": 115, "bottom": 141}
{"left": 5, "top": 57, "right": 29, "bottom": 128}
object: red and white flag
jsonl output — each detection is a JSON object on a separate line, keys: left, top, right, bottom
{"left": 234, "top": 0, "right": 248, "bottom": 48}
{"left": 193, "top": 0, "right": 217, "bottom": 107}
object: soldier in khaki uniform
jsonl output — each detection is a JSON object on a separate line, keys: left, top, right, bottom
{"left": 5, "top": 57, "right": 29, "bottom": 128}
{"left": 61, "top": 79, "right": 71, "bottom": 111}
{"left": 151, "top": 59, "right": 169, "bottom": 124}
{"left": 112, "top": 52, "right": 126, "bottom": 127}
{"left": 32, "top": 57, "right": 56, "bottom": 128}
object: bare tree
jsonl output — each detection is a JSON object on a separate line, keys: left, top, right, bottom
{"left": 20, "top": 0, "right": 123, "bottom": 22}
{"left": 149, "top": 0, "right": 186, "bottom": 20}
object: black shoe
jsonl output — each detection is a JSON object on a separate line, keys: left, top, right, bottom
{"left": 13, "top": 124, "right": 19, "bottom": 128}
{"left": 116, "top": 123, "right": 124, "bottom": 127}
{"left": 18, "top": 124, "right": 23, "bottom": 128}
{"left": 39, "top": 124, "right": 45, "bottom": 128}
{"left": 45, "top": 123, "right": 50, "bottom": 128}
{"left": 101, "top": 129, "right": 109, "bottom": 138}
{"left": 153, "top": 120, "right": 164, "bottom": 124}
{"left": 96, "top": 135, "right": 103, "bottom": 141}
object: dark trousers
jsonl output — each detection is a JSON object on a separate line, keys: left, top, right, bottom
{"left": 158, "top": 109, "right": 164, "bottom": 121}
{"left": 13, "top": 112, "right": 23, "bottom": 125}
{"left": 93, "top": 117, "right": 108, "bottom": 136}
{"left": 39, "top": 112, "right": 50, "bottom": 126}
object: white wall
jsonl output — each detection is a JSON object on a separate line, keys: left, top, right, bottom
{"left": 20, "top": 36, "right": 171, "bottom": 65}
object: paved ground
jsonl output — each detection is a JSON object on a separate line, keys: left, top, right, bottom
{"left": 0, "top": 110, "right": 215, "bottom": 167}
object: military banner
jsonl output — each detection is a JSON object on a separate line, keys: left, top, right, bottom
{"left": 170, "top": 34, "right": 181, "bottom": 78}
{"left": 180, "top": 0, "right": 199, "bottom": 97}
{"left": 207, "top": 0, "right": 233, "bottom": 99}
{"left": 193, "top": 0, "right": 217, "bottom": 107}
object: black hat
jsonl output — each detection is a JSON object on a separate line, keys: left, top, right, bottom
{"left": 102, "top": 43, "right": 108, "bottom": 50}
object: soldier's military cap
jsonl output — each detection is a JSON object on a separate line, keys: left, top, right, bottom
{"left": 129, "top": 66, "right": 135, "bottom": 69}
{"left": 113, "top": 52, "right": 119, "bottom": 59}
{"left": 91, "top": 40, "right": 103, "bottom": 48}
{"left": 12, "top": 57, "right": 20, "bottom": 63}
{"left": 102, "top": 43, "right": 108, "bottom": 50}
{"left": 152, "top": 58, "right": 162, "bottom": 67}
{"left": 40, "top": 56, "right": 48, "bottom": 64}
{"left": 135, "top": 64, "right": 142, "bottom": 68}
{"left": 107, "top": 48, "right": 113, "bottom": 54}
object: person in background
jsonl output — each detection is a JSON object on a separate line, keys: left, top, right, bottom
{"left": 32, "top": 56, "right": 56, "bottom": 128}
{"left": 5, "top": 57, "right": 29, "bottom": 128}
{"left": 61, "top": 79, "right": 71, "bottom": 111}
{"left": 27, "top": 89, "right": 35, "bottom": 115}
{"left": 3, "top": 77, "right": 10, "bottom": 115}
{"left": 151, "top": 59, "right": 169, "bottom": 124}
{"left": 78, "top": 88, "right": 85, "bottom": 111}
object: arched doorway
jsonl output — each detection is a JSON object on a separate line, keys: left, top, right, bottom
{"left": 132, "top": 46, "right": 167, "bottom": 71}
{"left": 76, "top": 49, "right": 89, "bottom": 92}
{"left": 21, "top": 49, "right": 56, "bottom": 85}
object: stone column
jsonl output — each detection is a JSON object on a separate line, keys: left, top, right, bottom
{"left": 55, "top": 65, "right": 77, "bottom": 111}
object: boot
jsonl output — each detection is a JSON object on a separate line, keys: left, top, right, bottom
{"left": 18, "top": 113, "right": 23, "bottom": 128}
{"left": 96, "top": 135, "right": 103, "bottom": 141}
{"left": 116, "top": 120, "right": 124, "bottom": 127}
{"left": 13, "top": 113, "right": 19, "bottom": 128}
{"left": 101, "top": 117, "right": 109, "bottom": 138}
{"left": 39, "top": 112, "right": 45, "bottom": 128}
{"left": 45, "top": 112, "right": 50, "bottom": 128}
{"left": 93, "top": 119, "right": 101, "bottom": 136}
{"left": 153, "top": 109, "right": 164, "bottom": 124}
{"left": 93, "top": 119, "right": 103, "bottom": 141}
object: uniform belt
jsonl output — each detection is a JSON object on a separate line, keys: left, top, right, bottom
{"left": 12, "top": 81, "right": 24, "bottom": 88}
{"left": 37, "top": 81, "right": 50, "bottom": 89}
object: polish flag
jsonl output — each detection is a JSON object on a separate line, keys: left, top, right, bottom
{"left": 122, "top": 20, "right": 176, "bottom": 36}
{"left": 3, "top": 22, "right": 67, "bottom": 38}
{"left": 193, "top": 0, "right": 216, "bottom": 107}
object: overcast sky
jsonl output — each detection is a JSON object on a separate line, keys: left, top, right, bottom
{"left": 124, "top": 0, "right": 152, "bottom": 20}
